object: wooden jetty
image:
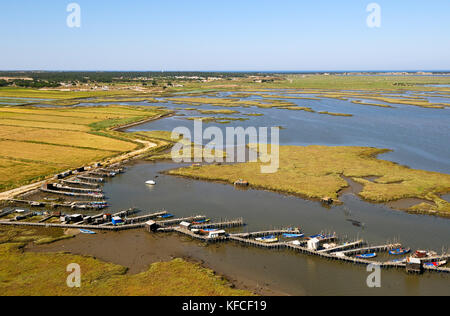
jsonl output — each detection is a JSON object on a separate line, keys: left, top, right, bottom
{"left": 48, "top": 185, "right": 102, "bottom": 194}
{"left": 0, "top": 211, "right": 168, "bottom": 231}
{"left": 191, "top": 218, "right": 244, "bottom": 230}
{"left": 124, "top": 211, "right": 169, "bottom": 224}
{"left": 157, "top": 215, "right": 207, "bottom": 227}
{"left": 40, "top": 188, "right": 104, "bottom": 199}
{"left": 340, "top": 244, "right": 402, "bottom": 256}
{"left": 317, "top": 240, "right": 365, "bottom": 254}
{"left": 76, "top": 176, "right": 104, "bottom": 183}
{"left": 228, "top": 235, "right": 287, "bottom": 249}
{"left": 172, "top": 227, "right": 229, "bottom": 243}
{"left": 7, "top": 199, "right": 108, "bottom": 210}
{"left": 88, "top": 171, "right": 115, "bottom": 178}
{"left": 61, "top": 180, "right": 100, "bottom": 188}
{"left": 232, "top": 229, "right": 295, "bottom": 239}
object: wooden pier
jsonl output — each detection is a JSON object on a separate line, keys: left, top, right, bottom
{"left": 191, "top": 218, "right": 244, "bottom": 230}
{"left": 1, "top": 207, "right": 448, "bottom": 275}
{"left": 317, "top": 240, "right": 365, "bottom": 253}
{"left": 339, "top": 244, "right": 402, "bottom": 256}
{"left": 40, "top": 188, "right": 104, "bottom": 199}
{"left": 158, "top": 215, "right": 207, "bottom": 227}
{"left": 76, "top": 176, "right": 104, "bottom": 183}
{"left": 62, "top": 180, "right": 100, "bottom": 188}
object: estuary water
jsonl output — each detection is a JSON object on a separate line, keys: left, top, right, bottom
{"left": 31, "top": 89, "right": 450, "bottom": 295}
{"left": 99, "top": 162, "right": 450, "bottom": 296}
{"left": 127, "top": 91, "right": 450, "bottom": 173}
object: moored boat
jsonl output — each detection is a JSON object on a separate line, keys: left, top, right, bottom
{"left": 283, "top": 233, "right": 304, "bottom": 238}
{"left": 424, "top": 261, "right": 447, "bottom": 268}
{"left": 389, "top": 248, "right": 411, "bottom": 256}
{"left": 145, "top": 180, "right": 156, "bottom": 185}
{"left": 192, "top": 219, "right": 210, "bottom": 225}
{"left": 356, "top": 253, "right": 377, "bottom": 259}
{"left": 79, "top": 229, "right": 96, "bottom": 235}
{"left": 256, "top": 235, "right": 278, "bottom": 243}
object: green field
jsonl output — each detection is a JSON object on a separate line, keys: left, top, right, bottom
{"left": 0, "top": 227, "right": 252, "bottom": 296}
{"left": 169, "top": 145, "right": 450, "bottom": 217}
{"left": 0, "top": 105, "right": 168, "bottom": 192}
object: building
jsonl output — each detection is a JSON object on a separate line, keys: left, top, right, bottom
{"left": 307, "top": 238, "right": 321, "bottom": 251}
{"left": 145, "top": 220, "right": 160, "bottom": 232}
{"left": 112, "top": 216, "right": 124, "bottom": 226}
{"left": 179, "top": 221, "right": 191, "bottom": 230}
{"left": 208, "top": 230, "right": 226, "bottom": 239}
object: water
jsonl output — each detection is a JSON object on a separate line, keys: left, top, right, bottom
{"left": 128, "top": 91, "right": 450, "bottom": 173}
{"left": 100, "top": 162, "right": 450, "bottom": 296}
{"left": 22, "top": 89, "right": 449, "bottom": 295}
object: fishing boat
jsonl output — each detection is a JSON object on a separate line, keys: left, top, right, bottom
{"left": 356, "top": 253, "right": 377, "bottom": 259}
{"left": 79, "top": 229, "right": 96, "bottom": 235}
{"left": 389, "top": 248, "right": 411, "bottom": 256}
{"left": 200, "top": 228, "right": 218, "bottom": 234}
{"left": 158, "top": 214, "right": 174, "bottom": 219}
{"left": 192, "top": 219, "right": 210, "bottom": 225}
{"left": 256, "top": 235, "right": 278, "bottom": 243}
{"left": 424, "top": 261, "right": 447, "bottom": 268}
{"left": 283, "top": 233, "right": 304, "bottom": 238}
{"left": 145, "top": 180, "right": 156, "bottom": 185}
{"left": 391, "top": 258, "right": 407, "bottom": 263}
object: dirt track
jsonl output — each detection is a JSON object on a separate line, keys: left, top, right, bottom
{"left": 0, "top": 139, "right": 157, "bottom": 201}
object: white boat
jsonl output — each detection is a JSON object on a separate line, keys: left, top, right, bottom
{"left": 145, "top": 180, "right": 156, "bottom": 185}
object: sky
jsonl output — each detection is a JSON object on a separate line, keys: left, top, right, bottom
{"left": 0, "top": 0, "right": 449, "bottom": 71}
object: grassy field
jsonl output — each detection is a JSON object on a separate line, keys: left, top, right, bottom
{"left": 0, "top": 105, "right": 168, "bottom": 192}
{"left": 169, "top": 145, "right": 450, "bottom": 217}
{"left": 134, "top": 130, "right": 226, "bottom": 161}
{"left": 169, "top": 75, "right": 450, "bottom": 92}
{"left": 0, "top": 227, "right": 252, "bottom": 296}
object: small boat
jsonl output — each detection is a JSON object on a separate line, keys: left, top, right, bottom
{"left": 389, "top": 248, "right": 411, "bottom": 256}
{"left": 158, "top": 214, "right": 174, "bottom": 219}
{"left": 356, "top": 253, "right": 377, "bottom": 259}
{"left": 79, "top": 229, "right": 96, "bottom": 235}
{"left": 283, "top": 233, "right": 305, "bottom": 238}
{"left": 192, "top": 219, "right": 210, "bottom": 225}
{"left": 424, "top": 261, "right": 447, "bottom": 268}
{"left": 145, "top": 180, "right": 156, "bottom": 185}
{"left": 391, "top": 258, "right": 407, "bottom": 263}
{"left": 413, "top": 250, "right": 428, "bottom": 258}
{"left": 255, "top": 235, "right": 278, "bottom": 243}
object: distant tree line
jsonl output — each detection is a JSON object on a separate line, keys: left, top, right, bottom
{"left": 0, "top": 78, "right": 60, "bottom": 88}
{"left": 0, "top": 71, "right": 259, "bottom": 84}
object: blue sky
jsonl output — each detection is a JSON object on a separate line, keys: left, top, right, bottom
{"left": 0, "top": 0, "right": 449, "bottom": 71}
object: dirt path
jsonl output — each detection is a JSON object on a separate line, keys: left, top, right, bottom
{"left": 0, "top": 139, "right": 157, "bottom": 201}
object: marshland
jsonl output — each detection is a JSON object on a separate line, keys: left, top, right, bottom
{"left": 1, "top": 73, "right": 449, "bottom": 296}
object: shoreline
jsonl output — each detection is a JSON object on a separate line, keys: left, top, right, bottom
{"left": 27, "top": 229, "right": 287, "bottom": 296}
{"left": 0, "top": 110, "right": 172, "bottom": 201}
{"left": 162, "top": 167, "right": 450, "bottom": 219}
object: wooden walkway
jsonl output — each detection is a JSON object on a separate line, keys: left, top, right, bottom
{"left": 62, "top": 180, "right": 100, "bottom": 188}
{"left": 158, "top": 215, "right": 207, "bottom": 227}
{"left": 40, "top": 188, "right": 104, "bottom": 199}
{"left": 76, "top": 176, "right": 104, "bottom": 183}
{"left": 317, "top": 240, "right": 365, "bottom": 253}
{"left": 340, "top": 244, "right": 402, "bottom": 256}
{"left": 191, "top": 218, "right": 244, "bottom": 230}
